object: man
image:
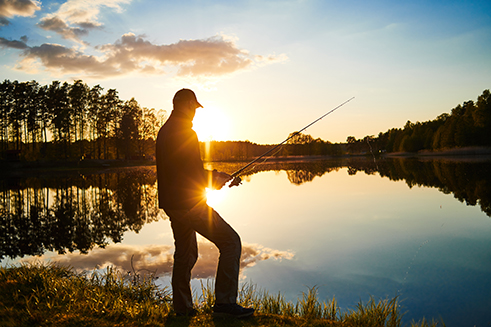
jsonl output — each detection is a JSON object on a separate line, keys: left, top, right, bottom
{"left": 156, "top": 89, "right": 254, "bottom": 318}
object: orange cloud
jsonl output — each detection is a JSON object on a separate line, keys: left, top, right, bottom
{"left": 17, "top": 33, "right": 286, "bottom": 79}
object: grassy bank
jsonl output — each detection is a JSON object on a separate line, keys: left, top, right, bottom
{"left": 0, "top": 264, "right": 443, "bottom": 327}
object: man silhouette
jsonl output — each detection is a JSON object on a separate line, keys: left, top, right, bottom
{"left": 156, "top": 89, "right": 254, "bottom": 318}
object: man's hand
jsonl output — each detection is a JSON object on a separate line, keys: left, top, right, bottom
{"left": 229, "top": 176, "right": 242, "bottom": 187}
{"left": 212, "top": 170, "right": 232, "bottom": 190}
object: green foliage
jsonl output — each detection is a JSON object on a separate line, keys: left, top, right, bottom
{"left": 342, "top": 296, "right": 401, "bottom": 327}
{"left": 0, "top": 263, "right": 171, "bottom": 326}
{"left": 346, "top": 89, "right": 491, "bottom": 154}
{"left": 0, "top": 264, "right": 442, "bottom": 326}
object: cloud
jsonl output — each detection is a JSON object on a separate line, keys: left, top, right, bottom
{"left": 0, "top": 0, "right": 40, "bottom": 17}
{"left": 98, "top": 33, "right": 255, "bottom": 77}
{"left": 23, "top": 242, "right": 294, "bottom": 279}
{"left": 0, "top": 16, "right": 9, "bottom": 26}
{"left": 37, "top": 16, "right": 90, "bottom": 41}
{"left": 0, "top": 35, "right": 28, "bottom": 49}
{"left": 19, "top": 43, "right": 115, "bottom": 77}
{"left": 0, "top": 0, "right": 40, "bottom": 26}
{"left": 17, "top": 33, "right": 287, "bottom": 79}
{"left": 37, "top": 0, "right": 129, "bottom": 41}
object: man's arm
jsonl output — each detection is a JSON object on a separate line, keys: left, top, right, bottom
{"left": 206, "top": 169, "right": 232, "bottom": 190}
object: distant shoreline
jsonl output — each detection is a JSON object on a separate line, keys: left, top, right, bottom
{"left": 384, "top": 146, "right": 491, "bottom": 161}
{"left": 2, "top": 146, "right": 490, "bottom": 177}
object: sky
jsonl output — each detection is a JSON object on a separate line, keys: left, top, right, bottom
{"left": 1, "top": 0, "right": 490, "bottom": 143}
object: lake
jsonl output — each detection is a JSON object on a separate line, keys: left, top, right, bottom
{"left": 1, "top": 157, "right": 490, "bottom": 326}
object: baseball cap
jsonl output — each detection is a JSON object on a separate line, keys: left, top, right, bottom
{"left": 173, "top": 89, "right": 203, "bottom": 108}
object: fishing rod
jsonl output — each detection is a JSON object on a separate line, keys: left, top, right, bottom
{"left": 229, "top": 96, "right": 355, "bottom": 186}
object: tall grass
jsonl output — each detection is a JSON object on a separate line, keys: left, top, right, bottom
{"left": 1, "top": 263, "right": 444, "bottom": 327}
{"left": 0, "top": 263, "right": 171, "bottom": 326}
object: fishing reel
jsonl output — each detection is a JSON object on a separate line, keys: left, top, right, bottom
{"left": 229, "top": 176, "right": 242, "bottom": 187}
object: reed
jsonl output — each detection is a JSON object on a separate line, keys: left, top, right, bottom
{"left": 1, "top": 263, "right": 444, "bottom": 327}
{"left": 0, "top": 263, "right": 171, "bottom": 326}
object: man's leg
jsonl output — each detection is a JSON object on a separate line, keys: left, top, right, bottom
{"left": 169, "top": 211, "right": 198, "bottom": 314}
{"left": 185, "top": 204, "right": 242, "bottom": 304}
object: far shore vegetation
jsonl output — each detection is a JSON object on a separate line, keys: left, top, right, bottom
{"left": 0, "top": 79, "right": 490, "bottom": 164}
{"left": 0, "top": 263, "right": 443, "bottom": 327}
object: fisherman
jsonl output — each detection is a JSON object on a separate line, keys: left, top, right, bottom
{"left": 156, "top": 89, "right": 254, "bottom": 318}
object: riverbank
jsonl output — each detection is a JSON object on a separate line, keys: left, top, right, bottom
{"left": 0, "top": 264, "right": 441, "bottom": 327}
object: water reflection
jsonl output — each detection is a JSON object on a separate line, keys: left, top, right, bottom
{"left": 20, "top": 242, "right": 293, "bottom": 279}
{"left": 0, "top": 167, "right": 162, "bottom": 260}
{"left": 227, "top": 157, "right": 491, "bottom": 217}
{"left": 1, "top": 157, "right": 490, "bottom": 261}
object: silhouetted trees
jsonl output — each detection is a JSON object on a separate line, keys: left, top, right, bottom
{"left": 0, "top": 79, "right": 166, "bottom": 161}
{"left": 283, "top": 132, "right": 343, "bottom": 156}
{"left": 2, "top": 80, "right": 489, "bottom": 161}
{"left": 347, "top": 89, "right": 491, "bottom": 154}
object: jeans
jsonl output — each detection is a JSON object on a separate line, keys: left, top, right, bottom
{"left": 166, "top": 202, "right": 242, "bottom": 313}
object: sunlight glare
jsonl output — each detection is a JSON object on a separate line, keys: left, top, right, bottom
{"left": 193, "top": 106, "right": 231, "bottom": 141}
{"left": 205, "top": 187, "right": 228, "bottom": 207}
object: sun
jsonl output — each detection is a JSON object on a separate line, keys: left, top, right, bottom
{"left": 193, "top": 106, "right": 231, "bottom": 141}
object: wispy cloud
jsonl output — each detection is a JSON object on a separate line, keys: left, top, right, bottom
{"left": 23, "top": 242, "right": 294, "bottom": 279}
{"left": 15, "top": 33, "right": 287, "bottom": 80}
{"left": 0, "top": 0, "right": 40, "bottom": 26}
{"left": 37, "top": 0, "right": 130, "bottom": 41}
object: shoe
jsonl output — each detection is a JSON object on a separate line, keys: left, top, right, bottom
{"left": 175, "top": 308, "right": 198, "bottom": 317}
{"left": 213, "top": 303, "right": 254, "bottom": 318}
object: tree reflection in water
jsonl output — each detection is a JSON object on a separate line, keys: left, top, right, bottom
{"left": 1, "top": 157, "right": 490, "bottom": 261}
{"left": 0, "top": 167, "right": 162, "bottom": 260}
{"left": 233, "top": 157, "right": 491, "bottom": 217}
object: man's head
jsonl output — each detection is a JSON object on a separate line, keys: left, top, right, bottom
{"left": 173, "top": 89, "right": 202, "bottom": 112}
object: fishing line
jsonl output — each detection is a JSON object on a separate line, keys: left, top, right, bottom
{"left": 397, "top": 208, "right": 450, "bottom": 297}
{"left": 397, "top": 239, "right": 430, "bottom": 297}
{"left": 366, "top": 137, "right": 379, "bottom": 171}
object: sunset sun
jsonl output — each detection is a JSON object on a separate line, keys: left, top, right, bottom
{"left": 193, "top": 106, "right": 231, "bottom": 141}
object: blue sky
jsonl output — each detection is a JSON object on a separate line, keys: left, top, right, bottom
{"left": 1, "top": 0, "right": 490, "bottom": 143}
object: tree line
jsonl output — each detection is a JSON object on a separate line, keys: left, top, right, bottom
{"left": 0, "top": 79, "right": 166, "bottom": 161}
{"left": 346, "top": 89, "right": 491, "bottom": 154}
{"left": 0, "top": 78, "right": 345, "bottom": 163}
{"left": 201, "top": 133, "right": 344, "bottom": 161}
{"left": 1, "top": 79, "right": 489, "bottom": 162}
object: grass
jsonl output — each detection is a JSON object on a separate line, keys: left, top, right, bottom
{"left": 0, "top": 263, "right": 444, "bottom": 327}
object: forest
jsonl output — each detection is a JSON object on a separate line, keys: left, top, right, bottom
{"left": 346, "top": 89, "right": 491, "bottom": 155}
{"left": 0, "top": 80, "right": 166, "bottom": 161}
{"left": 1, "top": 79, "right": 490, "bottom": 162}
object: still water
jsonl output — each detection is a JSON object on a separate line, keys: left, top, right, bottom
{"left": 1, "top": 158, "right": 490, "bottom": 326}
